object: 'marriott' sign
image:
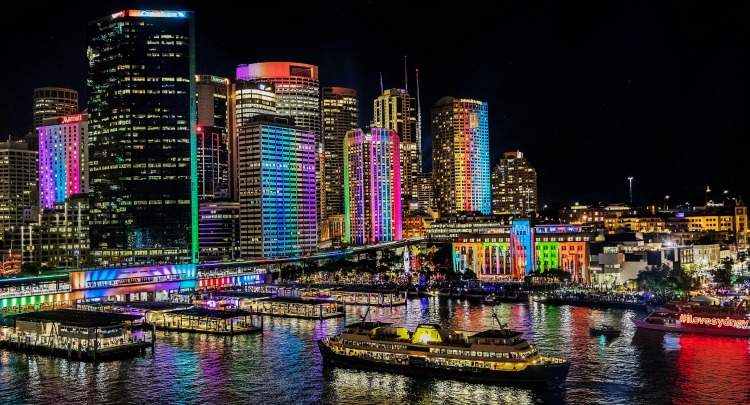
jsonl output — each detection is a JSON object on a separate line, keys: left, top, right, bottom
{"left": 679, "top": 313, "right": 750, "bottom": 328}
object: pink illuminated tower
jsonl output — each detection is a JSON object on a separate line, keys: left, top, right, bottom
{"left": 37, "top": 113, "right": 89, "bottom": 210}
{"left": 344, "top": 128, "right": 402, "bottom": 244}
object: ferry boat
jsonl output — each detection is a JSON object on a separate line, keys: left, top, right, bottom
{"left": 318, "top": 313, "right": 570, "bottom": 386}
{"left": 631, "top": 299, "right": 750, "bottom": 337}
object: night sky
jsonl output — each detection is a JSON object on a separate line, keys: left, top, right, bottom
{"left": 2, "top": 1, "right": 748, "bottom": 208}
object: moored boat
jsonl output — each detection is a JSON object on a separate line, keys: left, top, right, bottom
{"left": 589, "top": 323, "right": 621, "bottom": 337}
{"left": 318, "top": 313, "right": 570, "bottom": 386}
{"left": 631, "top": 299, "right": 750, "bottom": 337}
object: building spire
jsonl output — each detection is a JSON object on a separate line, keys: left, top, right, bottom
{"left": 415, "top": 67, "right": 423, "bottom": 172}
{"left": 404, "top": 55, "right": 408, "bottom": 93}
{"left": 379, "top": 71, "right": 384, "bottom": 94}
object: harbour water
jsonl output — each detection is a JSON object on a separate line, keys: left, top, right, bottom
{"left": 2, "top": 297, "right": 750, "bottom": 405}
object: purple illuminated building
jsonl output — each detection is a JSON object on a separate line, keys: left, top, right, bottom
{"left": 344, "top": 128, "right": 402, "bottom": 244}
{"left": 38, "top": 113, "right": 89, "bottom": 210}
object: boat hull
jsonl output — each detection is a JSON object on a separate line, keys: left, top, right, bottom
{"left": 317, "top": 340, "right": 570, "bottom": 386}
{"left": 631, "top": 317, "right": 750, "bottom": 337}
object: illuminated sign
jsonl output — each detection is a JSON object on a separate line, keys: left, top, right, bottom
{"left": 128, "top": 10, "right": 187, "bottom": 18}
{"left": 59, "top": 114, "right": 83, "bottom": 124}
{"left": 679, "top": 313, "right": 750, "bottom": 328}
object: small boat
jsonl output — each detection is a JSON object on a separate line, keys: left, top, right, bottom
{"left": 589, "top": 323, "right": 621, "bottom": 337}
{"left": 483, "top": 293, "right": 502, "bottom": 305}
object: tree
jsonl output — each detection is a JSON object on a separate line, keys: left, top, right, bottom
{"left": 429, "top": 243, "right": 455, "bottom": 279}
{"left": 711, "top": 258, "right": 734, "bottom": 288}
{"left": 636, "top": 264, "right": 671, "bottom": 294}
{"left": 668, "top": 262, "right": 700, "bottom": 295}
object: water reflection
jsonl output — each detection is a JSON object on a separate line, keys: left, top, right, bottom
{"left": 0, "top": 298, "right": 748, "bottom": 405}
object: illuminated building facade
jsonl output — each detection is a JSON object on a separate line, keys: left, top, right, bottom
{"left": 235, "top": 62, "right": 322, "bottom": 233}
{"left": 86, "top": 10, "right": 197, "bottom": 265}
{"left": 38, "top": 114, "right": 89, "bottom": 210}
{"left": 453, "top": 223, "right": 596, "bottom": 282}
{"left": 344, "top": 128, "right": 402, "bottom": 244}
{"left": 196, "top": 74, "right": 229, "bottom": 199}
{"left": 0, "top": 139, "right": 37, "bottom": 248}
{"left": 198, "top": 199, "right": 240, "bottom": 262}
{"left": 491, "top": 151, "right": 537, "bottom": 215}
{"left": 415, "top": 172, "right": 434, "bottom": 212}
{"left": 32, "top": 87, "right": 78, "bottom": 133}
{"left": 237, "top": 115, "right": 317, "bottom": 258}
{"left": 431, "top": 97, "right": 491, "bottom": 217}
{"left": 228, "top": 81, "right": 276, "bottom": 201}
{"left": 322, "top": 87, "right": 358, "bottom": 226}
{"left": 373, "top": 89, "right": 420, "bottom": 211}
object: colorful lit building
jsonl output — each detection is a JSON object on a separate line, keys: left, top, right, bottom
{"left": 235, "top": 62, "right": 322, "bottom": 236}
{"left": 431, "top": 97, "right": 491, "bottom": 217}
{"left": 452, "top": 222, "right": 597, "bottom": 282}
{"left": 344, "top": 128, "right": 402, "bottom": 244}
{"left": 86, "top": 10, "right": 197, "bottom": 265}
{"left": 37, "top": 113, "right": 89, "bottom": 210}
{"left": 237, "top": 115, "right": 317, "bottom": 258}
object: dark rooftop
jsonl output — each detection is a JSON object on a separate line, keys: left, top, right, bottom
{"left": 8, "top": 309, "right": 142, "bottom": 327}
{"left": 168, "top": 307, "right": 253, "bottom": 319}
{"left": 264, "top": 297, "right": 337, "bottom": 305}
{"left": 109, "top": 301, "right": 194, "bottom": 311}
{"left": 209, "top": 291, "right": 275, "bottom": 299}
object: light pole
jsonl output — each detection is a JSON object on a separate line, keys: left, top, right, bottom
{"left": 628, "top": 177, "right": 633, "bottom": 204}
{"left": 664, "top": 195, "right": 670, "bottom": 210}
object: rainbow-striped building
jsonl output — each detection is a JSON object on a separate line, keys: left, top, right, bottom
{"left": 431, "top": 97, "right": 491, "bottom": 217}
{"left": 38, "top": 113, "right": 89, "bottom": 210}
{"left": 344, "top": 128, "right": 402, "bottom": 244}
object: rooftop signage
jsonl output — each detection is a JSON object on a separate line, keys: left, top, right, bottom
{"left": 126, "top": 10, "right": 187, "bottom": 18}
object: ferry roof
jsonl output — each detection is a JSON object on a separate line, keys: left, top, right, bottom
{"left": 109, "top": 301, "right": 195, "bottom": 311}
{"left": 168, "top": 307, "right": 253, "bottom": 319}
{"left": 263, "top": 297, "right": 337, "bottom": 305}
{"left": 209, "top": 291, "right": 275, "bottom": 299}
{"left": 7, "top": 309, "right": 142, "bottom": 327}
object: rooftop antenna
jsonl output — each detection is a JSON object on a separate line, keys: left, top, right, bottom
{"left": 379, "top": 72, "right": 384, "bottom": 95}
{"left": 415, "top": 67, "right": 423, "bottom": 172}
{"left": 404, "top": 55, "right": 408, "bottom": 93}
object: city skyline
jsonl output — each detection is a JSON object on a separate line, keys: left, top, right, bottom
{"left": 1, "top": 1, "right": 748, "bottom": 206}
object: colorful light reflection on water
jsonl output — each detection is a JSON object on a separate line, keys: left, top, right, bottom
{"left": 1, "top": 298, "right": 749, "bottom": 404}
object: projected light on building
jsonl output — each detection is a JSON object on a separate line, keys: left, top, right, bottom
{"left": 38, "top": 113, "right": 88, "bottom": 209}
{"left": 344, "top": 128, "right": 402, "bottom": 244}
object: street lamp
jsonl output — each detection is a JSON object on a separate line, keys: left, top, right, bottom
{"left": 628, "top": 177, "right": 633, "bottom": 204}
{"left": 664, "top": 195, "right": 670, "bottom": 210}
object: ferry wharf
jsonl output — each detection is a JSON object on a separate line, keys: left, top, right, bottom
{"left": 0, "top": 309, "right": 152, "bottom": 361}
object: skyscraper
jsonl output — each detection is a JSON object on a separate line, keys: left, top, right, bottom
{"left": 86, "top": 9, "right": 196, "bottom": 265}
{"left": 431, "top": 96, "right": 491, "bottom": 217}
{"left": 0, "top": 138, "right": 37, "bottom": 248}
{"left": 32, "top": 87, "right": 78, "bottom": 134}
{"left": 344, "top": 128, "right": 402, "bottom": 245}
{"left": 372, "top": 88, "right": 419, "bottom": 211}
{"left": 321, "top": 87, "right": 358, "bottom": 223}
{"left": 235, "top": 62, "right": 322, "bottom": 234}
{"left": 228, "top": 81, "right": 277, "bottom": 201}
{"left": 237, "top": 115, "right": 317, "bottom": 258}
{"left": 38, "top": 113, "right": 89, "bottom": 210}
{"left": 196, "top": 74, "right": 229, "bottom": 200}
{"left": 491, "top": 151, "right": 538, "bottom": 215}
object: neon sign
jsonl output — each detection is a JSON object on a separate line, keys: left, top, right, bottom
{"left": 679, "top": 314, "right": 750, "bottom": 328}
{"left": 59, "top": 114, "right": 83, "bottom": 124}
{"left": 128, "top": 10, "right": 187, "bottom": 18}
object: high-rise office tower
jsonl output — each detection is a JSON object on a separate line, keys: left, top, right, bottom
{"left": 235, "top": 62, "right": 322, "bottom": 235}
{"left": 491, "top": 151, "right": 538, "bottom": 215}
{"left": 228, "top": 81, "right": 277, "bottom": 201}
{"left": 38, "top": 113, "right": 89, "bottom": 210}
{"left": 0, "top": 138, "right": 38, "bottom": 248}
{"left": 372, "top": 88, "right": 419, "bottom": 211}
{"left": 196, "top": 74, "right": 229, "bottom": 200}
{"left": 344, "top": 128, "right": 402, "bottom": 245}
{"left": 33, "top": 87, "right": 78, "bottom": 134}
{"left": 322, "top": 87, "right": 358, "bottom": 223}
{"left": 431, "top": 96, "right": 491, "bottom": 217}
{"left": 86, "top": 9, "right": 197, "bottom": 265}
{"left": 237, "top": 115, "right": 317, "bottom": 258}
{"left": 414, "top": 172, "right": 434, "bottom": 212}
